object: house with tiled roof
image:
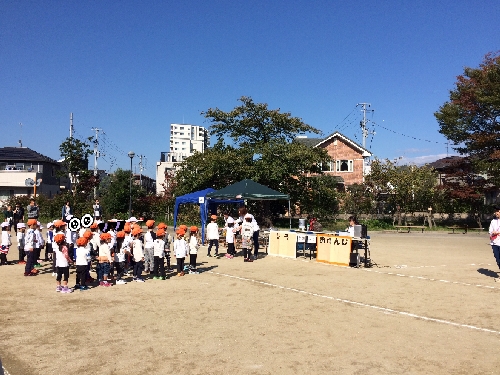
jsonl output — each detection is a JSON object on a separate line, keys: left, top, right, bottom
{"left": 0, "top": 147, "right": 70, "bottom": 201}
{"left": 295, "top": 131, "right": 372, "bottom": 186}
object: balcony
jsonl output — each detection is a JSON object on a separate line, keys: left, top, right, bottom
{"left": 0, "top": 170, "right": 42, "bottom": 188}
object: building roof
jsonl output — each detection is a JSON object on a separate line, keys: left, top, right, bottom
{"left": 427, "top": 156, "right": 464, "bottom": 170}
{"left": 0, "top": 147, "right": 60, "bottom": 164}
{"left": 294, "top": 132, "right": 372, "bottom": 157}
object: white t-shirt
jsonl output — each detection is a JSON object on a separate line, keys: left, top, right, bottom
{"left": 75, "top": 246, "right": 90, "bottom": 266}
{"left": 226, "top": 227, "right": 235, "bottom": 244}
{"left": 153, "top": 239, "right": 165, "bottom": 257}
{"left": 189, "top": 235, "right": 199, "bottom": 255}
{"left": 489, "top": 218, "right": 500, "bottom": 246}
{"left": 174, "top": 238, "right": 188, "bottom": 258}
{"left": 132, "top": 239, "right": 144, "bottom": 261}
{"left": 144, "top": 231, "right": 155, "bottom": 249}
{"left": 55, "top": 245, "right": 70, "bottom": 267}
{"left": 206, "top": 222, "right": 219, "bottom": 240}
{"left": 114, "top": 243, "right": 127, "bottom": 262}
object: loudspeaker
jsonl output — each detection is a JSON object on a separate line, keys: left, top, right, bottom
{"left": 361, "top": 224, "right": 368, "bottom": 238}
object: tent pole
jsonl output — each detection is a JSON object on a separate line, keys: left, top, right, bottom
{"left": 288, "top": 200, "right": 291, "bottom": 229}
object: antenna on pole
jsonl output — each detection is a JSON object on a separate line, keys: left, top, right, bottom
{"left": 19, "top": 123, "right": 23, "bottom": 147}
{"left": 70, "top": 113, "right": 74, "bottom": 138}
{"left": 356, "top": 103, "right": 375, "bottom": 148}
{"left": 138, "top": 155, "right": 146, "bottom": 186}
{"left": 91, "top": 127, "right": 103, "bottom": 198}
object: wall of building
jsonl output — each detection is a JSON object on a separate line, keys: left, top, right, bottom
{"left": 321, "top": 138, "right": 365, "bottom": 185}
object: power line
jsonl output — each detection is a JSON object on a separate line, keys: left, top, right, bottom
{"left": 371, "top": 121, "right": 447, "bottom": 145}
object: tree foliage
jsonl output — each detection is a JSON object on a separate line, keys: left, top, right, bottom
{"left": 202, "top": 96, "right": 322, "bottom": 149}
{"left": 173, "top": 97, "right": 336, "bottom": 220}
{"left": 435, "top": 52, "right": 500, "bottom": 184}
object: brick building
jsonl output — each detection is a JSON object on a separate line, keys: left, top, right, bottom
{"left": 295, "top": 132, "right": 372, "bottom": 186}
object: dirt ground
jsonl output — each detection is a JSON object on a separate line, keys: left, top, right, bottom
{"left": 1, "top": 230, "right": 500, "bottom": 375}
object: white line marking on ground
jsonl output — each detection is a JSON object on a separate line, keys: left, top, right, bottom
{"left": 274, "top": 256, "right": 500, "bottom": 291}
{"left": 2, "top": 365, "right": 12, "bottom": 375}
{"left": 208, "top": 271, "right": 500, "bottom": 335}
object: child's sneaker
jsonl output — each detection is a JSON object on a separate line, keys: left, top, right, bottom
{"left": 189, "top": 270, "right": 199, "bottom": 274}
{"left": 99, "top": 281, "right": 104, "bottom": 286}
{"left": 18, "top": 260, "right": 26, "bottom": 264}
{"left": 52, "top": 272, "right": 57, "bottom": 277}
{"left": 56, "top": 285, "right": 62, "bottom": 292}
{"left": 116, "top": 279, "right": 126, "bottom": 285}
{"left": 79, "top": 286, "right": 89, "bottom": 291}
{"left": 152, "top": 276, "right": 159, "bottom": 280}
{"left": 136, "top": 278, "right": 145, "bottom": 283}
{"left": 61, "top": 287, "right": 72, "bottom": 293}
{"left": 102, "top": 281, "right": 111, "bottom": 287}
{"left": 73, "top": 284, "right": 81, "bottom": 289}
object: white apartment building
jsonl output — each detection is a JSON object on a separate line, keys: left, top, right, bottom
{"left": 156, "top": 124, "right": 210, "bottom": 194}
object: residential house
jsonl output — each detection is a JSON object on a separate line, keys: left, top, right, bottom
{"left": 295, "top": 131, "right": 372, "bottom": 186}
{"left": 0, "top": 147, "right": 70, "bottom": 202}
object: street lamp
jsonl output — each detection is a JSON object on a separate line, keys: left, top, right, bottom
{"left": 128, "top": 151, "right": 135, "bottom": 218}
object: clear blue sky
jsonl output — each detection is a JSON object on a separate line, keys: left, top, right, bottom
{"left": 1, "top": 1, "right": 498, "bottom": 178}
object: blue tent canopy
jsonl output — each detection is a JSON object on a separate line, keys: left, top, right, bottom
{"left": 173, "top": 188, "right": 244, "bottom": 242}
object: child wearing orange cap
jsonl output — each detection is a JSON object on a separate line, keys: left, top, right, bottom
{"left": 206, "top": 215, "right": 219, "bottom": 257}
{"left": 1, "top": 222, "right": 11, "bottom": 265}
{"left": 131, "top": 227, "right": 145, "bottom": 282}
{"left": 54, "top": 234, "right": 73, "bottom": 293}
{"left": 114, "top": 231, "right": 128, "bottom": 284}
{"left": 188, "top": 226, "right": 200, "bottom": 274}
{"left": 157, "top": 223, "right": 172, "bottom": 271}
{"left": 24, "top": 219, "right": 38, "bottom": 276}
{"left": 98, "top": 233, "right": 113, "bottom": 287}
{"left": 152, "top": 229, "right": 166, "bottom": 280}
{"left": 174, "top": 228, "right": 188, "bottom": 276}
{"left": 52, "top": 220, "right": 66, "bottom": 276}
{"left": 75, "top": 237, "right": 91, "bottom": 291}
{"left": 143, "top": 220, "right": 156, "bottom": 274}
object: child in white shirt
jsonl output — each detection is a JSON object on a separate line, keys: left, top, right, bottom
{"left": 188, "top": 226, "right": 200, "bottom": 274}
{"left": 174, "top": 229, "right": 188, "bottom": 276}
{"left": 241, "top": 214, "right": 254, "bottom": 262}
{"left": 114, "top": 231, "right": 128, "bottom": 284}
{"left": 1, "top": 222, "right": 11, "bottom": 265}
{"left": 206, "top": 215, "right": 219, "bottom": 257}
{"left": 225, "top": 218, "right": 236, "bottom": 258}
{"left": 144, "top": 220, "right": 156, "bottom": 274}
{"left": 75, "top": 237, "right": 91, "bottom": 291}
{"left": 153, "top": 229, "right": 166, "bottom": 280}
{"left": 54, "top": 233, "right": 73, "bottom": 293}
{"left": 16, "top": 223, "right": 26, "bottom": 264}
{"left": 131, "top": 228, "right": 145, "bottom": 282}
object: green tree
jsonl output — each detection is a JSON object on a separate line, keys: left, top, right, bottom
{"left": 59, "top": 136, "right": 97, "bottom": 199}
{"left": 202, "top": 96, "right": 322, "bottom": 149}
{"left": 435, "top": 52, "right": 500, "bottom": 185}
{"left": 98, "top": 169, "right": 146, "bottom": 218}
{"left": 365, "top": 159, "right": 438, "bottom": 225}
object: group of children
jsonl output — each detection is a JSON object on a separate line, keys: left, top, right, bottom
{"left": 0, "top": 208, "right": 260, "bottom": 293}
{"left": 0, "top": 215, "right": 205, "bottom": 293}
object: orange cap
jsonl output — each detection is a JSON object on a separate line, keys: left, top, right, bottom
{"left": 90, "top": 222, "right": 98, "bottom": 229}
{"left": 146, "top": 220, "right": 155, "bottom": 228}
{"left": 54, "top": 233, "right": 66, "bottom": 243}
{"left": 190, "top": 226, "right": 198, "bottom": 232}
{"left": 175, "top": 228, "right": 185, "bottom": 236}
{"left": 116, "top": 231, "right": 125, "bottom": 238}
{"left": 210, "top": 214, "right": 217, "bottom": 220}
{"left": 157, "top": 222, "right": 167, "bottom": 229}
{"left": 124, "top": 222, "right": 131, "bottom": 233}
{"left": 76, "top": 237, "right": 88, "bottom": 246}
{"left": 54, "top": 220, "right": 66, "bottom": 227}
{"left": 156, "top": 229, "right": 165, "bottom": 237}
{"left": 83, "top": 231, "right": 93, "bottom": 239}
{"left": 179, "top": 224, "right": 188, "bottom": 231}
{"left": 27, "top": 219, "right": 38, "bottom": 226}
{"left": 132, "top": 227, "right": 142, "bottom": 236}
{"left": 100, "top": 232, "right": 111, "bottom": 241}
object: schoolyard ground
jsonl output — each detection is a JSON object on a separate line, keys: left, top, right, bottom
{"left": 1, "top": 231, "right": 499, "bottom": 375}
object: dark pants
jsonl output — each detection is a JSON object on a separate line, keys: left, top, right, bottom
{"left": 243, "top": 248, "right": 252, "bottom": 259}
{"left": 492, "top": 245, "right": 500, "bottom": 269}
{"left": 98, "top": 262, "right": 110, "bottom": 280}
{"left": 208, "top": 239, "right": 219, "bottom": 255}
{"left": 56, "top": 266, "right": 69, "bottom": 282}
{"left": 115, "top": 261, "right": 125, "bottom": 280}
{"left": 45, "top": 243, "right": 53, "bottom": 261}
{"left": 18, "top": 247, "right": 25, "bottom": 262}
{"left": 76, "top": 265, "right": 87, "bottom": 286}
{"left": 0, "top": 253, "right": 7, "bottom": 265}
{"left": 133, "top": 260, "right": 144, "bottom": 278}
{"left": 227, "top": 243, "right": 235, "bottom": 256}
{"left": 176, "top": 257, "right": 185, "bottom": 273}
{"left": 253, "top": 231, "right": 259, "bottom": 258}
{"left": 25, "top": 251, "right": 34, "bottom": 274}
{"left": 34, "top": 247, "right": 40, "bottom": 263}
{"left": 165, "top": 251, "right": 171, "bottom": 269}
{"left": 153, "top": 256, "right": 165, "bottom": 278}
{"left": 190, "top": 254, "right": 197, "bottom": 269}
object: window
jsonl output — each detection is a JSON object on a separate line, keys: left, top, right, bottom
{"left": 336, "top": 160, "right": 353, "bottom": 172}
{"left": 180, "top": 127, "right": 184, "bottom": 130}
{"left": 320, "top": 161, "right": 334, "bottom": 172}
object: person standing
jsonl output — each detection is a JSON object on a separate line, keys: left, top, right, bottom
{"left": 93, "top": 199, "right": 103, "bottom": 221}
{"left": 13, "top": 203, "right": 24, "bottom": 230}
{"left": 489, "top": 206, "right": 500, "bottom": 272}
{"left": 61, "top": 201, "right": 73, "bottom": 221}
{"left": 206, "top": 215, "right": 219, "bottom": 257}
{"left": 3, "top": 205, "right": 13, "bottom": 231}
{"left": 26, "top": 199, "right": 39, "bottom": 221}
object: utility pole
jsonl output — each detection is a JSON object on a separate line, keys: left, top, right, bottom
{"left": 356, "top": 103, "right": 374, "bottom": 148}
{"left": 70, "top": 113, "right": 74, "bottom": 138}
{"left": 91, "top": 127, "right": 102, "bottom": 199}
{"left": 138, "top": 155, "right": 145, "bottom": 188}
